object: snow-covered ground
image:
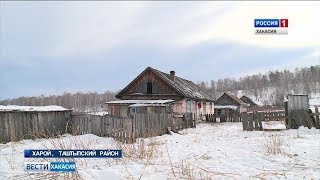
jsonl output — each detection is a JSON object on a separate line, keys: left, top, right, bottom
{"left": 262, "top": 121, "right": 286, "bottom": 130}
{"left": 1, "top": 123, "right": 319, "bottom": 180}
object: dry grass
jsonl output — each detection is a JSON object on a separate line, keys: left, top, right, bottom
{"left": 293, "top": 131, "right": 305, "bottom": 139}
{"left": 260, "top": 133, "right": 285, "bottom": 155}
{"left": 177, "top": 160, "right": 196, "bottom": 179}
{"left": 170, "top": 159, "right": 242, "bottom": 180}
{"left": 0, "top": 123, "right": 94, "bottom": 180}
{"left": 116, "top": 131, "right": 163, "bottom": 162}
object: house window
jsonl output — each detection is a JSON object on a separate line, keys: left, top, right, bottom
{"left": 147, "top": 82, "right": 153, "bottom": 94}
{"left": 186, "top": 100, "right": 192, "bottom": 113}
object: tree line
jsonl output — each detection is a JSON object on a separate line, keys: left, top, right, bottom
{"left": 0, "top": 91, "right": 117, "bottom": 112}
{"left": 198, "top": 65, "right": 320, "bottom": 106}
{"left": 1, "top": 65, "right": 319, "bottom": 110}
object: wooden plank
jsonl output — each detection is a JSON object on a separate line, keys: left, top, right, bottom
{"left": 0, "top": 113, "right": 5, "bottom": 142}
{"left": 241, "top": 113, "right": 249, "bottom": 131}
{"left": 248, "top": 113, "right": 253, "bottom": 131}
{"left": 315, "top": 106, "right": 319, "bottom": 128}
{"left": 257, "top": 113, "right": 263, "bottom": 131}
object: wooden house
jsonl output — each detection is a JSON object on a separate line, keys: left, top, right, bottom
{"left": 106, "top": 67, "right": 215, "bottom": 119}
{"left": 214, "top": 93, "right": 247, "bottom": 115}
{"left": 240, "top": 95, "right": 258, "bottom": 107}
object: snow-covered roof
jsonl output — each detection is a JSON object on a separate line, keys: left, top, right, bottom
{"left": 129, "top": 104, "right": 169, "bottom": 107}
{"left": 0, "top": 105, "right": 71, "bottom": 112}
{"left": 214, "top": 105, "right": 238, "bottom": 110}
{"left": 252, "top": 100, "right": 264, "bottom": 106}
{"left": 106, "top": 99, "right": 175, "bottom": 104}
{"left": 216, "top": 93, "right": 246, "bottom": 106}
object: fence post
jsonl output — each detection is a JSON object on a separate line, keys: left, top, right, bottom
{"left": 241, "top": 113, "right": 247, "bottom": 131}
{"left": 257, "top": 113, "right": 263, "bottom": 130}
{"left": 248, "top": 113, "right": 253, "bottom": 131}
{"left": 315, "top": 106, "right": 319, "bottom": 128}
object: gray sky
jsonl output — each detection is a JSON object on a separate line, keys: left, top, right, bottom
{"left": 1, "top": 1, "right": 320, "bottom": 99}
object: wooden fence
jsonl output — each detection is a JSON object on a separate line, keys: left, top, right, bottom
{"left": 207, "top": 113, "right": 241, "bottom": 123}
{"left": 0, "top": 111, "right": 72, "bottom": 143}
{"left": 241, "top": 112, "right": 263, "bottom": 131}
{"left": 205, "top": 110, "right": 286, "bottom": 131}
{"left": 71, "top": 113, "right": 195, "bottom": 143}
{"left": 242, "top": 109, "right": 320, "bottom": 130}
{"left": 312, "top": 106, "right": 320, "bottom": 128}
{"left": 248, "top": 110, "right": 286, "bottom": 121}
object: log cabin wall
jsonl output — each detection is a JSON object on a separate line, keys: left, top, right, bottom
{"left": 107, "top": 104, "right": 129, "bottom": 117}
{"left": 121, "top": 70, "right": 181, "bottom": 100}
{"left": 181, "top": 99, "right": 187, "bottom": 113}
{"left": 174, "top": 99, "right": 214, "bottom": 116}
{"left": 206, "top": 102, "right": 214, "bottom": 114}
{"left": 173, "top": 100, "right": 183, "bottom": 113}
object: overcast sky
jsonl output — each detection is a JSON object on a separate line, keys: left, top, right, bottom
{"left": 1, "top": 1, "right": 320, "bottom": 99}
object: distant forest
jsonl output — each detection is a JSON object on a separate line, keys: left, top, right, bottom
{"left": 0, "top": 91, "right": 117, "bottom": 112}
{"left": 1, "top": 65, "right": 319, "bottom": 110}
{"left": 198, "top": 65, "right": 320, "bottom": 106}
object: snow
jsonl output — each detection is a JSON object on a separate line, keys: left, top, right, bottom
{"left": 309, "top": 106, "right": 320, "bottom": 113}
{"left": 1, "top": 123, "right": 319, "bottom": 179}
{"left": 309, "top": 98, "right": 320, "bottom": 106}
{"left": 252, "top": 99, "right": 264, "bottom": 106}
{"left": 262, "top": 121, "right": 286, "bottom": 130}
{"left": 214, "top": 105, "right": 238, "bottom": 110}
{"left": 309, "top": 94, "right": 320, "bottom": 112}
{"left": 106, "top": 100, "right": 175, "bottom": 104}
{"left": 87, "top": 111, "right": 109, "bottom": 116}
{"left": 98, "top": 170, "right": 121, "bottom": 179}
{"left": 0, "top": 105, "right": 70, "bottom": 112}
{"left": 129, "top": 104, "right": 168, "bottom": 107}
{"left": 237, "top": 90, "right": 268, "bottom": 106}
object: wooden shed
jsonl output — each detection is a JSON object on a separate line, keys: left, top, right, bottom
{"left": 240, "top": 95, "right": 259, "bottom": 107}
{"left": 285, "top": 94, "right": 311, "bottom": 129}
{"left": 215, "top": 93, "right": 247, "bottom": 113}
{"left": 213, "top": 93, "right": 247, "bottom": 122}
{"left": 0, "top": 105, "right": 72, "bottom": 143}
